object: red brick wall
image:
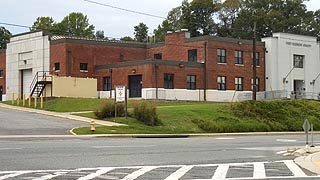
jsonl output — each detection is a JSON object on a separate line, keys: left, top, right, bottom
{"left": 0, "top": 51, "right": 6, "bottom": 94}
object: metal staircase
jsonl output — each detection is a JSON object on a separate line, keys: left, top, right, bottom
{"left": 30, "top": 71, "right": 52, "bottom": 97}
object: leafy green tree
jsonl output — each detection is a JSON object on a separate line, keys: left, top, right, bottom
{"left": 0, "top": 27, "right": 11, "bottom": 49}
{"left": 95, "top": 30, "right": 105, "bottom": 39}
{"left": 120, "top": 36, "right": 134, "bottom": 41}
{"left": 216, "top": 0, "right": 241, "bottom": 37}
{"left": 134, "top": 22, "right": 148, "bottom": 42}
{"left": 56, "top": 12, "right": 95, "bottom": 38}
{"left": 31, "top": 17, "right": 56, "bottom": 32}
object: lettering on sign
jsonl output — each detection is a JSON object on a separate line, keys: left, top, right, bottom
{"left": 115, "top": 86, "right": 126, "bottom": 102}
{"left": 286, "top": 41, "right": 312, "bottom": 48}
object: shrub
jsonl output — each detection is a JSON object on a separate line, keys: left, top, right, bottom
{"left": 133, "top": 101, "right": 161, "bottom": 126}
{"left": 94, "top": 100, "right": 125, "bottom": 119}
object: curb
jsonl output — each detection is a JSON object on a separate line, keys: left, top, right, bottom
{"left": 295, "top": 151, "right": 320, "bottom": 175}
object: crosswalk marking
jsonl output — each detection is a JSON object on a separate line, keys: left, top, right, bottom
{"left": 33, "top": 171, "right": 68, "bottom": 180}
{"left": 283, "top": 160, "right": 308, "bottom": 177}
{"left": 77, "top": 167, "right": 114, "bottom": 180}
{"left": 0, "top": 160, "right": 318, "bottom": 180}
{"left": 164, "top": 165, "right": 194, "bottom": 180}
{"left": 253, "top": 162, "right": 266, "bottom": 178}
{"left": 121, "top": 166, "right": 156, "bottom": 180}
{"left": 0, "top": 171, "right": 30, "bottom": 180}
{"left": 212, "top": 164, "right": 229, "bottom": 179}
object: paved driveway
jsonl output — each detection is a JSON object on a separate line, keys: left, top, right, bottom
{"left": 0, "top": 107, "right": 87, "bottom": 135}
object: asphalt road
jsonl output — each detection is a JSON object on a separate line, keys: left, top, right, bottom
{"left": 0, "top": 135, "right": 319, "bottom": 179}
{"left": 0, "top": 107, "right": 87, "bottom": 135}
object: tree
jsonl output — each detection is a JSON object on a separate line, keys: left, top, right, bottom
{"left": 0, "top": 27, "right": 11, "bottom": 49}
{"left": 56, "top": 12, "right": 95, "bottom": 38}
{"left": 31, "top": 17, "right": 56, "bottom": 32}
{"left": 95, "top": 30, "right": 105, "bottom": 39}
{"left": 120, "top": 36, "right": 134, "bottom": 41}
{"left": 134, "top": 22, "right": 148, "bottom": 42}
{"left": 216, "top": 0, "right": 241, "bottom": 37}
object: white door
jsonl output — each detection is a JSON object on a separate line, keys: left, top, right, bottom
{"left": 22, "top": 69, "right": 33, "bottom": 96}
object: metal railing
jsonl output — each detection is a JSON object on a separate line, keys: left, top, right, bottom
{"left": 30, "top": 71, "right": 52, "bottom": 96}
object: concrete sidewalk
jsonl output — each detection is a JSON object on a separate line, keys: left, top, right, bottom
{"left": 0, "top": 103, "right": 125, "bottom": 127}
{"left": 295, "top": 147, "right": 320, "bottom": 175}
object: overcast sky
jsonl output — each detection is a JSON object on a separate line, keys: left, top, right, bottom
{"left": 1, "top": 0, "right": 320, "bottom": 38}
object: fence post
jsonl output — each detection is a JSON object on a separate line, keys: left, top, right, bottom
{"left": 40, "top": 96, "right": 43, "bottom": 109}
{"left": 11, "top": 93, "right": 14, "bottom": 105}
{"left": 23, "top": 94, "right": 25, "bottom": 106}
{"left": 34, "top": 96, "right": 37, "bottom": 108}
{"left": 17, "top": 94, "right": 20, "bottom": 106}
{"left": 28, "top": 96, "right": 31, "bottom": 107}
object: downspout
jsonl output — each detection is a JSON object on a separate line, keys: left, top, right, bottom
{"left": 263, "top": 47, "right": 266, "bottom": 92}
{"left": 110, "top": 68, "right": 113, "bottom": 99}
{"left": 155, "top": 63, "right": 159, "bottom": 100}
{"left": 203, "top": 41, "right": 207, "bottom": 101}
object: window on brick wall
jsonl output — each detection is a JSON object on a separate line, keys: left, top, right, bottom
{"left": 188, "top": 49, "right": 197, "bottom": 62}
{"left": 251, "top": 78, "right": 260, "bottom": 91}
{"left": 164, "top": 73, "right": 174, "bottom": 89}
{"left": 235, "top": 50, "right": 243, "bottom": 64}
{"left": 235, "top": 77, "right": 243, "bottom": 91}
{"left": 217, "top": 76, "right": 226, "bottom": 90}
{"left": 54, "top": 63, "right": 60, "bottom": 71}
{"left": 187, "top": 75, "right": 196, "bottom": 90}
{"left": 251, "top": 52, "right": 260, "bottom": 66}
{"left": 217, "top": 49, "right": 226, "bottom": 63}
{"left": 0, "top": 70, "right": 3, "bottom": 78}
{"left": 154, "top": 53, "right": 162, "bottom": 60}
{"left": 103, "top": 77, "right": 111, "bottom": 91}
{"left": 80, "top": 63, "right": 88, "bottom": 71}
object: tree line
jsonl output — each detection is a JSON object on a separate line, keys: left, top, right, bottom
{"left": 1, "top": 0, "right": 320, "bottom": 49}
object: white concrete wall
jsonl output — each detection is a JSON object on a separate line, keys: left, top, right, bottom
{"left": 262, "top": 33, "right": 320, "bottom": 94}
{"left": 6, "top": 31, "right": 50, "bottom": 100}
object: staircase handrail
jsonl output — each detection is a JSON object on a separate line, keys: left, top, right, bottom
{"left": 30, "top": 71, "right": 51, "bottom": 93}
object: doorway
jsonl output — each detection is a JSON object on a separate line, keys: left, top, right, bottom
{"left": 0, "top": 86, "right": 2, "bottom": 101}
{"left": 128, "top": 75, "right": 142, "bottom": 98}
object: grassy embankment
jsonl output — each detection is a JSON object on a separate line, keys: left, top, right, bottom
{"left": 3, "top": 98, "right": 320, "bottom": 134}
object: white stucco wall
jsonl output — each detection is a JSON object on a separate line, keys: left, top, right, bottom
{"left": 6, "top": 31, "right": 50, "bottom": 100}
{"left": 262, "top": 33, "right": 320, "bottom": 94}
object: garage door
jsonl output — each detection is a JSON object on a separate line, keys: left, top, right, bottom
{"left": 22, "top": 69, "right": 33, "bottom": 96}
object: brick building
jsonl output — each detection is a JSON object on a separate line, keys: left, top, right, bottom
{"left": 0, "top": 49, "right": 5, "bottom": 100}
{"left": 2, "top": 30, "right": 265, "bottom": 102}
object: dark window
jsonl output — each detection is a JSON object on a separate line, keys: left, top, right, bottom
{"left": 235, "top": 77, "right": 243, "bottom": 91}
{"left": 187, "top": 75, "right": 196, "bottom": 90}
{"left": 251, "top": 78, "right": 260, "bottom": 91}
{"left": 217, "top": 49, "right": 226, "bottom": 63}
{"left": 251, "top": 52, "right": 260, "bottom": 66}
{"left": 293, "top": 54, "right": 304, "bottom": 68}
{"left": 154, "top": 53, "right": 162, "bottom": 60}
{"left": 188, "top": 49, "right": 197, "bottom": 62}
{"left": 218, "top": 76, "right": 226, "bottom": 90}
{"left": 54, "top": 63, "right": 60, "bottom": 71}
{"left": 0, "top": 70, "right": 3, "bottom": 78}
{"left": 235, "top": 50, "right": 243, "bottom": 64}
{"left": 103, "top": 77, "right": 111, "bottom": 91}
{"left": 164, "top": 73, "right": 174, "bottom": 89}
{"left": 80, "top": 63, "right": 88, "bottom": 71}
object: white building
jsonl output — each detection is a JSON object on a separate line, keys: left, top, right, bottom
{"left": 262, "top": 33, "right": 320, "bottom": 98}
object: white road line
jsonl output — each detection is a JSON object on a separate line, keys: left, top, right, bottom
{"left": 216, "top": 138, "right": 235, "bottom": 140}
{"left": 283, "top": 160, "right": 307, "bottom": 177}
{"left": 212, "top": 164, "right": 229, "bottom": 179}
{"left": 0, "top": 148, "right": 22, "bottom": 150}
{"left": 91, "top": 145, "right": 155, "bottom": 148}
{"left": 121, "top": 166, "right": 156, "bottom": 180}
{"left": 253, "top": 162, "right": 266, "bottom": 178}
{"left": 276, "top": 139, "right": 297, "bottom": 142}
{"left": 77, "top": 167, "right": 114, "bottom": 180}
{"left": 0, "top": 171, "right": 30, "bottom": 180}
{"left": 33, "top": 171, "right": 68, "bottom": 180}
{"left": 164, "top": 165, "right": 194, "bottom": 180}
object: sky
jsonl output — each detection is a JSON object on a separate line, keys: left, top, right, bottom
{"left": 1, "top": 0, "right": 320, "bottom": 39}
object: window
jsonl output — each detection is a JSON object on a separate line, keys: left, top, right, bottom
{"left": 103, "top": 77, "right": 111, "bottom": 91}
{"left": 251, "top": 52, "right": 260, "bottom": 66}
{"left": 187, "top": 75, "right": 196, "bottom": 90}
{"left": 0, "top": 70, "right": 3, "bottom": 78}
{"left": 164, "top": 73, "right": 174, "bottom": 89}
{"left": 217, "top": 76, "right": 226, "bottom": 90}
{"left": 217, "top": 49, "right": 226, "bottom": 63}
{"left": 188, "top": 49, "right": 197, "bottom": 62}
{"left": 54, "top": 63, "right": 60, "bottom": 71}
{"left": 235, "top": 50, "right": 243, "bottom": 64}
{"left": 251, "top": 78, "right": 260, "bottom": 91}
{"left": 235, "top": 77, "right": 243, "bottom": 91}
{"left": 154, "top": 53, "right": 162, "bottom": 60}
{"left": 293, "top": 54, "right": 304, "bottom": 68}
{"left": 80, "top": 63, "right": 88, "bottom": 71}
